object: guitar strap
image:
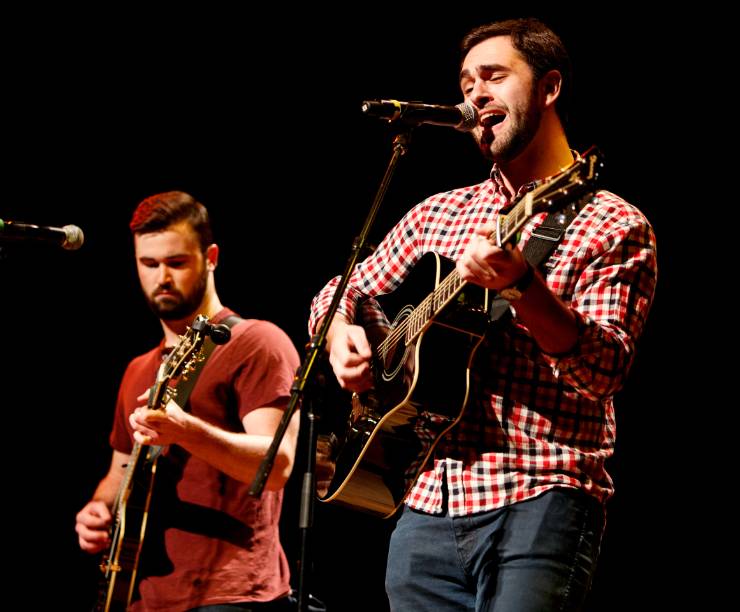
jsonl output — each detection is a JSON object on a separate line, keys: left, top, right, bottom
{"left": 489, "top": 191, "right": 595, "bottom": 322}
{"left": 174, "top": 314, "right": 243, "bottom": 411}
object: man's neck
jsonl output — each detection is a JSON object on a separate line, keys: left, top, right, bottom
{"left": 497, "top": 121, "right": 574, "bottom": 197}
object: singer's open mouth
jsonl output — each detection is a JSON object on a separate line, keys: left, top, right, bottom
{"left": 481, "top": 113, "right": 505, "bottom": 128}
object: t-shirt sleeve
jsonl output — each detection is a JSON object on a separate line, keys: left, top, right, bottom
{"left": 110, "top": 377, "right": 134, "bottom": 454}
{"left": 229, "top": 321, "right": 300, "bottom": 420}
{"left": 109, "top": 350, "right": 160, "bottom": 454}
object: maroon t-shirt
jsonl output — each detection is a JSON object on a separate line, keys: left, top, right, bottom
{"left": 110, "top": 309, "right": 299, "bottom": 610}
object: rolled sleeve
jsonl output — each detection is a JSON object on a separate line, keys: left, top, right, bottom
{"left": 539, "top": 213, "right": 657, "bottom": 400}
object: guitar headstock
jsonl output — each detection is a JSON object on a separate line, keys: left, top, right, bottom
{"left": 494, "top": 146, "right": 604, "bottom": 246}
{"left": 147, "top": 314, "right": 229, "bottom": 410}
{"left": 526, "top": 146, "right": 604, "bottom": 216}
{"left": 164, "top": 315, "right": 209, "bottom": 377}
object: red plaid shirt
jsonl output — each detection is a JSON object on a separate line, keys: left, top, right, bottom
{"left": 309, "top": 165, "right": 657, "bottom": 516}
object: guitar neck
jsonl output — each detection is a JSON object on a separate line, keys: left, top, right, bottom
{"left": 404, "top": 269, "right": 468, "bottom": 342}
{"left": 110, "top": 441, "right": 144, "bottom": 517}
{"left": 494, "top": 192, "right": 535, "bottom": 246}
{"left": 97, "top": 316, "right": 215, "bottom": 611}
{"left": 398, "top": 195, "right": 533, "bottom": 345}
{"left": 110, "top": 337, "right": 192, "bottom": 515}
{"left": 386, "top": 152, "right": 601, "bottom": 350}
{"left": 491, "top": 150, "right": 601, "bottom": 247}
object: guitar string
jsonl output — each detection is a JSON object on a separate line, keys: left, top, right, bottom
{"left": 375, "top": 186, "right": 535, "bottom": 353}
{"left": 378, "top": 269, "right": 466, "bottom": 355}
{"left": 376, "top": 186, "right": 544, "bottom": 355}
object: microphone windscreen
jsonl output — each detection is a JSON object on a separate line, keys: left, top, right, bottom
{"left": 62, "top": 225, "right": 85, "bottom": 250}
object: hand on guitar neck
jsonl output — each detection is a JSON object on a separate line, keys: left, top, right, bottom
{"left": 456, "top": 227, "right": 578, "bottom": 355}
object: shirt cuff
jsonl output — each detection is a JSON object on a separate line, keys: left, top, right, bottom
{"left": 537, "top": 309, "right": 599, "bottom": 373}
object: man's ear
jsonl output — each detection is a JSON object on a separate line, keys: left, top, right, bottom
{"left": 205, "top": 243, "right": 219, "bottom": 271}
{"left": 539, "top": 69, "right": 562, "bottom": 109}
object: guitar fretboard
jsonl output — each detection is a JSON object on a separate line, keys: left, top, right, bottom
{"left": 377, "top": 149, "right": 600, "bottom": 356}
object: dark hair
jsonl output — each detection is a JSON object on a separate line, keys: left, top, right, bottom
{"left": 129, "top": 191, "right": 213, "bottom": 252}
{"left": 460, "top": 17, "right": 572, "bottom": 121}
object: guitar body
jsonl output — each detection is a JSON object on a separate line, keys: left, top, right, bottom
{"left": 96, "top": 449, "right": 159, "bottom": 611}
{"left": 318, "top": 253, "right": 491, "bottom": 517}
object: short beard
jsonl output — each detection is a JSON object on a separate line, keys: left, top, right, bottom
{"left": 145, "top": 269, "right": 208, "bottom": 321}
{"left": 480, "top": 82, "right": 542, "bottom": 163}
{"left": 491, "top": 104, "right": 541, "bottom": 163}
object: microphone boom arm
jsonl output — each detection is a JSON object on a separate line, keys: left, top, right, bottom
{"left": 248, "top": 121, "right": 418, "bottom": 612}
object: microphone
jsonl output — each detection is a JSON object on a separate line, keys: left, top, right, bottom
{"left": 0, "top": 218, "right": 84, "bottom": 250}
{"left": 361, "top": 99, "right": 478, "bottom": 131}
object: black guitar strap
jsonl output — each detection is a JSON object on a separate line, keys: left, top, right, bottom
{"left": 174, "top": 314, "right": 243, "bottom": 410}
{"left": 489, "top": 191, "right": 595, "bottom": 322}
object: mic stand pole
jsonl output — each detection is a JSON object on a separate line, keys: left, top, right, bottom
{"left": 249, "top": 123, "right": 416, "bottom": 612}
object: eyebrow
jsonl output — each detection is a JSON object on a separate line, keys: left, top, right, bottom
{"left": 459, "top": 63, "right": 509, "bottom": 83}
{"left": 138, "top": 253, "right": 191, "bottom": 263}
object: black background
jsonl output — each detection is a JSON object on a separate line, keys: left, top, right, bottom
{"left": 2, "top": 6, "right": 707, "bottom": 611}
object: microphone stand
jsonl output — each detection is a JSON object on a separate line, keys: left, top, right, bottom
{"left": 249, "top": 122, "right": 416, "bottom": 612}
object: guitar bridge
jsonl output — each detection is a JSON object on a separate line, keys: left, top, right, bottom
{"left": 350, "top": 392, "right": 382, "bottom": 435}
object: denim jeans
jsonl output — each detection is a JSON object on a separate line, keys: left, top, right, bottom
{"left": 386, "top": 488, "right": 604, "bottom": 612}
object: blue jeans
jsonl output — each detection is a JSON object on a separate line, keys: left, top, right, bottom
{"left": 386, "top": 488, "right": 604, "bottom": 612}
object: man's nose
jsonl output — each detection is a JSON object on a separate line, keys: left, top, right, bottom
{"left": 470, "top": 80, "right": 492, "bottom": 109}
{"left": 156, "top": 264, "right": 173, "bottom": 284}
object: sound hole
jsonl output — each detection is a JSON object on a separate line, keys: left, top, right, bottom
{"left": 380, "top": 305, "right": 414, "bottom": 382}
